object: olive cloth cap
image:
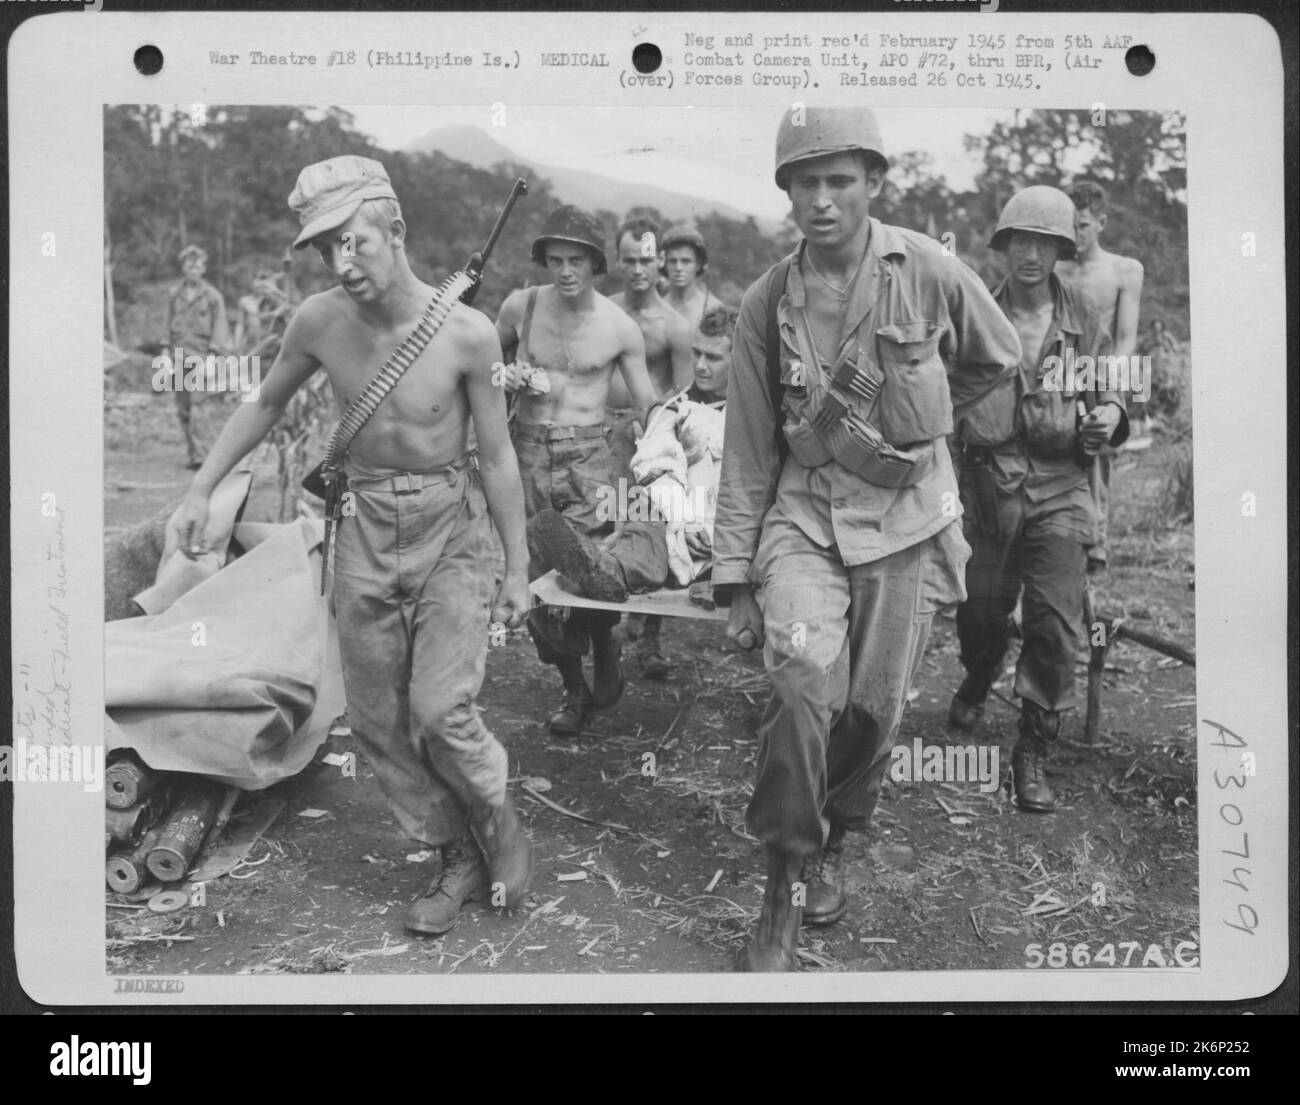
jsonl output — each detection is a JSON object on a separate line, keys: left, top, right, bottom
{"left": 288, "top": 155, "right": 399, "bottom": 249}
{"left": 177, "top": 244, "right": 207, "bottom": 264}
{"left": 531, "top": 205, "right": 608, "bottom": 275}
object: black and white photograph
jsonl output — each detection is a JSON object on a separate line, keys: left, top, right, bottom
{"left": 5, "top": 8, "right": 1289, "bottom": 1012}
{"left": 96, "top": 99, "right": 1204, "bottom": 976}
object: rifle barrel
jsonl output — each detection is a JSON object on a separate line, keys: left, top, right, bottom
{"left": 476, "top": 178, "right": 528, "bottom": 271}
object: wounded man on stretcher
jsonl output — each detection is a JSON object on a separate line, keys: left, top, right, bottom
{"left": 529, "top": 378, "right": 727, "bottom": 607}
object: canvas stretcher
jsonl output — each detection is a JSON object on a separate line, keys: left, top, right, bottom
{"left": 528, "top": 568, "right": 728, "bottom": 621}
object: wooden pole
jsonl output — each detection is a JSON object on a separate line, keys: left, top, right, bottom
{"left": 1114, "top": 624, "right": 1195, "bottom": 667}
{"left": 103, "top": 233, "right": 119, "bottom": 348}
{"left": 1082, "top": 584, "right": 1107, "bottom": 745}
{"left": 1083, "top": 583, "right": 1196, "bottom": 745}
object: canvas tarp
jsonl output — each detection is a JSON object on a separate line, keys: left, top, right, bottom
{"left": 105, "top": 518, "right": 345, "bottom": 790}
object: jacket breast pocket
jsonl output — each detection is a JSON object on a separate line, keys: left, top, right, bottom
{"left": 876, "top": 321, "right": 952, "bottom": 445}
{"left": 781, "top": 416, "right": 834, "bottom": 468}
{"left": 1020, "top": 387, "right": 1080, "bottom": 459}
{"left": 778, "top": 355, "right": 833, "bottom": 468}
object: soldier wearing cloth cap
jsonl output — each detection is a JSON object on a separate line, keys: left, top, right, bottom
{"left": 165, "top": 156, "right": 535, "bottom": 936}
{"left": 165, "top": 244, "right": 231, "bottom": 468}
{"left": 495, "top": 206, "right": 658, "bottom": 735}
{"left": 711, "top": 107, "right": 1022, "bottom": 970}
{"left": 948, "top": 186, "right": 1128, "bottom": 814}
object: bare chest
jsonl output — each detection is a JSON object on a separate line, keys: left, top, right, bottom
{"left": 1012, "top": 311, "right": 1055, "bottom": 374}
{"left": 317, "top": 321, "right": 464, "bottom": 422}
{"left": 803, "top": 283, "right": 853, "bottom": 366}
{"left": 1063, "top": 263, "right": 1120, "bottom": 328}
{"left": 633, "top": 315, "right": 672, "bottom": 363}
{"left": 526, "top": 313, "right": 622, "bottom": 377}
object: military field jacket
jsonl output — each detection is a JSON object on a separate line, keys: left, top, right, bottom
{"left": 712, "top": 219, "right": 1022, "bottom": 588}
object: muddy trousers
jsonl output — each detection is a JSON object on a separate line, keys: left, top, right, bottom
{"left": 513, "top": 422, "right": 623, "bottom": 665}
{"left": 527, "top": 519, "right": 671, "bottom": 662}
{"left": 956, "top": 486, "right": 1088, "bottom": 713}
{"left": 746, "top": 516, "right": 949, "bottom": 858}
{"left": 332, "top": 468, "right": 508, "bottom": 847}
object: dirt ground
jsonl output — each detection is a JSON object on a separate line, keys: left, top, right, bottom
{"left": 105, "top": 368, "right": 1198, "bottom": 978}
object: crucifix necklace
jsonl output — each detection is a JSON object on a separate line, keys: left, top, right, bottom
{"left": 558, "top": 317, "right": 578, "bottom": 371}
{"left": 804, "top": 253, "right": 857, "bottom": 303}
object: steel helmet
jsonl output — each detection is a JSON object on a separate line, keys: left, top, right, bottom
{"left": 991, "top": 186, "right": 1078, "bottom": 260}
{"left": 661, "top": 223, "right": 708, "bottom": 268}
{"left": 774, "top": 106, "right": 888, "bottom": 190}
{"left": 531, "top": 205, "right": 608, "bottom": 274}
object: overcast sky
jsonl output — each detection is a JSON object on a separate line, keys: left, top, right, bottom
{"left": 344, "top": 104, "right": 1012, "bottom": 221}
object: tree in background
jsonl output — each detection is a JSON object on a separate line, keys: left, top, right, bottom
{"left": 106, "top": 104, "right": 1189, "bottom": 457}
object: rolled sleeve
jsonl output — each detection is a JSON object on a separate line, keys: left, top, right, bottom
{"left": 711, "top": 274, "right": 782, "bottom": 591}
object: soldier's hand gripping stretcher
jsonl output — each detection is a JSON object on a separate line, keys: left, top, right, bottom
{"left": 1078, "top": 400, "right": 1123, "bottom": 456}
{"left": 724, "top": 584, "right": 765, "bottom": 653}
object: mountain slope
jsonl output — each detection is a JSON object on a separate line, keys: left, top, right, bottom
{"left": 408, "top": 124, "right": 777, "bottom": 232}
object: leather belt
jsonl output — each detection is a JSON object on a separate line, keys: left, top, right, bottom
{"left": 347, "top": 452, "right": 478, "bottom": 493}
{"left": 513, "top": 422, "right": 608, "bottom": 442}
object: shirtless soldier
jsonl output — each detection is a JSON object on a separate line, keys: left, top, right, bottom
{"left": 609, "top": 216, "right": 694, "bottom": 678}
{"left": 661, "top": 223, "right": 724, "bottom": 332}
{"left": 495, "top": 205, "right": 658, "bottom": 734}
{"left": 165, "top": 156, "right": 534, "bottom": 937}
{"left": 1056, "top": 181, "right": 1144, "bottom": 572}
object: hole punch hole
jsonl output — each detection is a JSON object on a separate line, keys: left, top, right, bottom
{"left": 1124, "top": 45, "right": 1155, "bottom": 77}
{"left": 632, "top": 43, "right": 662, "bottom": 74}
{"left": 134, "top": 44, "right": 164, "bottom": 76}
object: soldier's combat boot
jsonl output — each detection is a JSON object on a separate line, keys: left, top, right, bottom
{"left": 470, "top": 793, "right": 534, "bottom": 910}
{"left": 548, "top": 658, "right": 593, "bottom": 735}
{"left": 802, "top": 825, "right": 847, "bottom": 927}
{"left": 948, "top": 667, "right": 995, "bottom": 733}
{"left": 635, "top": 616, "right": 672, "bottom": 680}
{"left": 529, "top": 509, "right": 628, "bottom": 602}
{"left": 590, "top": 626, "right": 625, "bottom": 709}
{"left": 1012, "top": 699, "right": 1060, "bottom": 813}
{"left": 404, "top": 837, "right": 488, "bottom": 936}
{"left": 743, "top": 847, "right": 804, "bottom": 972}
